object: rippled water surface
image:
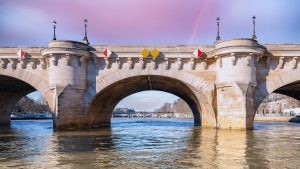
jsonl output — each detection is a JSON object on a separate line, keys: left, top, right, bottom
{"left": 1, "top": 118, "right": 300, "bottom": 169}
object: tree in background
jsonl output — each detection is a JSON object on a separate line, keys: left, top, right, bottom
{"left": 155, "top": 99, "right": 192, "bottom": 114}
{"left": 14, "top": 96, "right": 51, "bottom": 114}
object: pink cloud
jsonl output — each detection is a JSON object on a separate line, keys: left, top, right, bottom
{"left": 0, "top": 0, "right": 300, "bottom": 46}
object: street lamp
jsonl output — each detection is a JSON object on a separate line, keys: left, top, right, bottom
{"left": 216, "top": 17, "right": 221, "bottom": 41}
{"left": 83, "top": 18, "right": 89, "bottom": 44}
{"left": 53, "top": 20, "right": 57, "bottom": 40}
{"left": 252, "top": 15, "right": 257, "bottom": 40}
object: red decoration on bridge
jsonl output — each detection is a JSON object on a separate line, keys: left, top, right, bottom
{"left": 17, "top": 49, "right": 25, "bottom": 59}
{"left": 193, "top": 49, "right": 203, "bottom": 58}
{"left": 103, "top": 48, "right": 112, "bottom": 57}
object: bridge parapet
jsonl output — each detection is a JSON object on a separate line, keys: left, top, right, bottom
{"left": 40, "top": 40, "right": 90, "bottom": 129}
{"left": 0, "top": 47, "right": 46, "bottom": 70}
{"left": 89, "top": 45, "right": 216, "bottom": 70}
{"left": 0, "top": 57, "right": 47, "bottom": 70}
{"left": 265, "top": 44, "right": 300, "bottom": 57}
{"left": 1, "top": 43, "right": 300, "bottom": 71}
{"left": 91, "top": 55, "right": 215, "bottom": 70}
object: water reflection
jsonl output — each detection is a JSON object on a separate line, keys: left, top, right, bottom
{"left": 0, "top": 119, "right": 300, "bottom": 168}
{"left": 0, "top": 120, "right": 53, "bottom": 167}
{"left": 50, "top": 128, "right": 116, "bottom": 168}
{"left": 216, "top": 130, "right": 247, "bottom": 168}
{"left": 246, "top": 130, "right": 270, "bottom": 169}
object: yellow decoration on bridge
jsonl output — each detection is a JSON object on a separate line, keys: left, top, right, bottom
{"left": 150, "top": 48, "right": 160, "bottom": 58}
{"left": 141, "top": 48, "right": 149, "bottom": 58}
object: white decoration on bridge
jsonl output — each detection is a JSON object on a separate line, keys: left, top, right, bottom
{"left": 292, "top": 57, "right": 298, "bottom": 69}
{"left": 151, "top": 58, "right": 157, "bottom": 69}
{"left": 231, "top": 53, "right": 237, "bottom": 65}
{"left": 177, "top": 58, "right": 182, "bottom": 70}
{"left": 104, "top": 58, "right": 109, "bottom": 66}
{"left": 139, "top": 58, "right": 145, "bottom": 69}
{"left": 165, "top": 58, "right": 169, "bottom": 70}
{"left": 215, "top": 56, "right": 222, "bottom": 67}
{"left": 65, "top": 54, "right": 71, "bottom": 66}
{"left": 0, "top": 58, "right": 8, "bottom": 69}
{"left": 278, "top": 57, "right": 285, "bottom": 69}
{"left": 51, "top": 54, "right": 59, "bottom": 66}
{"left": 127, "top": 57, "right": 133, "bottom": 69}
{"left": 31, "top": 60, "right": 38, "bottom": 69}
{"left": 203, "top": 61, "right": 208, "bottom": 70}
{"left": 10, "top": 58, "right": 18, "bottom": 69}
{"left": 190, "top": 57, "right": 195, "bottom": 70}
{"left": 116, "top": 58, "right": 121, "bottom": 69}
{"left": 17, "top": 49, "right": 26, "bottom": 59}
{"left": 246, "top": 53, "right": 254, "bottom": 66}
{"left": 21, "top": 59, "right": 27, "bottom": 69}
{"left": 41, "top": 58, "right": 48, "bottom": 69}
{"left": 193, "top": 49, "right": 203, "bottom": 58}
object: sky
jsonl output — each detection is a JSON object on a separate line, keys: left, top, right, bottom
{"left": 1, "top": 0, "right": 300, "bottom": 111}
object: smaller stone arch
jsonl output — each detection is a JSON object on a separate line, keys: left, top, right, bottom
{"left": 254, "top": 69, "right": 300, "bottom": 111}
{"left": 96, "top": 69, "right": 214, "bottom": 95}
{"left": 84, "top": 69, "right": 216, "bottom": 128}
{"left": 267, "top": 71, "right": 300, "bottom": 94}
{"left": 0, "top": 69, "right": 54, "bottom": 124}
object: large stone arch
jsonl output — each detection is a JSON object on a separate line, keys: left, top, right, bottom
{"left": 254, "top": 69, "right": 300, "bottom": 111}
{"left": 84, "top": 68, "right": 216, "bottom": 128}
{"left": 0, "top": 69, "right": 54, "bottom": 124}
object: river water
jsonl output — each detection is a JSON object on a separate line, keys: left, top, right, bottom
{"left": 0, "top": 118, "right": 300, "bottom": 169}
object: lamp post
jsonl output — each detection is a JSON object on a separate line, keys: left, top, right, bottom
{"left": 83, "top": 19, "right": 89, "bottom": 44}
{"left": 216, "top": 17, "right": 221, "bottom": 41}
{"left": 53, "top": 20, "right": 57, "bottom": 40}
{"left": 252, "top": 15, "right": 257, "bottom": 40}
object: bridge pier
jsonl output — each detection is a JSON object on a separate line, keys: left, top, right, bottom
{"left": 0, "top": 111, "right": 10, "bottom": 125}
{"left": 52, "top": 86, "right": 86, "bottom": 130}
{"left": 42, "top": 40, "right": 89, "bottom": 130}
{"left": 0, "top": 100, "right": 13, "bottom": 125}
{"left": 214, "top": 39, "right": 264, "bottom": 129}
{"left": 216, "top": 82, "right": 255, "bottom": 129}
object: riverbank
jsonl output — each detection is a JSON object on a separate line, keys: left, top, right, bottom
{"left": 11, "top": 118, "right": 52, "bottom": 120}
{"left": 254, "top": 116, "right": 300, "bottom": 122}
{"left": 11, "top": 113, "right": 52, "bottom": 120}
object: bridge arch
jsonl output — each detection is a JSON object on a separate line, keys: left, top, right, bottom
{"left": 254, "top": 69, "right": 300, "bottom": 111}
{"left": 0, "top": 69, "right": 53, "bottom": 124}
{"left": 85, "top": 69, "right": 216, "bottom": 128}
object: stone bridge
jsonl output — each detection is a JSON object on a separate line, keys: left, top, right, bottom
{"left": 0, "top": 38, "right": 300, "bottom": 130}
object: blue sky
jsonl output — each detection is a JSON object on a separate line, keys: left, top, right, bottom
{"left": 2, "top": 0, "right": 300, "bottom": 111}
{"left": 1, "top": 0, "right": 300, "bottom": 46}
